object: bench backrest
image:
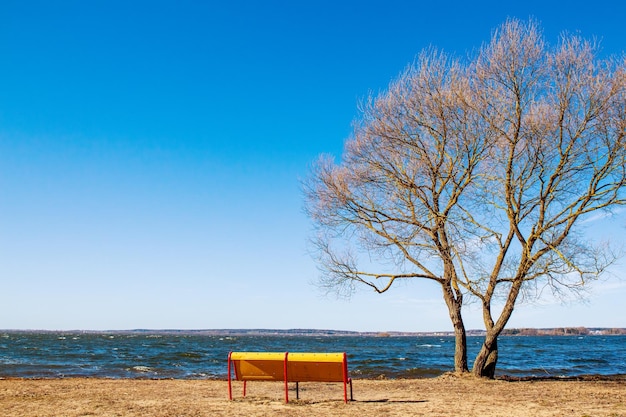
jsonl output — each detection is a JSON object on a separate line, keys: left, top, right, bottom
{"left": 230, "top": 352, "right": 285, "bottom": 381}
{"left": 227, "top": 351, "right": 352, "bottom": 403}
{"left": 229, "top": 352, "right": 347, "bottom": 382}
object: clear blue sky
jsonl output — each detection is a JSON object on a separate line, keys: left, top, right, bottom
{"left": 1, "top": 0, "right": 625, "bottom": 331}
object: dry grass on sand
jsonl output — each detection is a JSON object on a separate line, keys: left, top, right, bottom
{"left": 1, "top": 374, "right": 625, "bottom": 417}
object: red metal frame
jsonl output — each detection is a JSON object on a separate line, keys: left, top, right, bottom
{"left": 342, "top": 352, "right": 349, "bottom": 403}
{"left": 283, "top": 352, "right": 289, "bottom": 402}
{"left": 227, "top": 351, "right": 233, "bottom": 400}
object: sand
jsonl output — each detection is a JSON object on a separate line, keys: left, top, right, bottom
{"left": 1, "top": 375, "right": 625, "bottom": 417}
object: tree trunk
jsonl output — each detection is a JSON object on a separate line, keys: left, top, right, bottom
{"left": 472, "top": 334, "right": 498, "bottom": 378}
{"left": 453, "top": 319, "right": 468, "bottom": 373}
{"left": 442, "top": 285, "right": 468, "bottom": 373}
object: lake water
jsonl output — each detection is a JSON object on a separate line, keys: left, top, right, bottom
{"left": 1, "top": 332, "right": 625, "bottom": 379}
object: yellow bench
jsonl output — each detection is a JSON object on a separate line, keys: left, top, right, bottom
{"left": 227, "top": 351, "right": 353, "bottom": 403}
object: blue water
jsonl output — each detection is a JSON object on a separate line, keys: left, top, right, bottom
{"left": 1, "top": 332, "right": 625, "bottom": 379}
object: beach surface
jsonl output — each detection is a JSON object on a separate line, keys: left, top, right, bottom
{"left": 1, "top": 375, "right": 625, "bottom": 416}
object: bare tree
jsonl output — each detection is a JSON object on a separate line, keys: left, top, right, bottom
{"left": 304, "top": 19, "right": 626, "bottom": 377}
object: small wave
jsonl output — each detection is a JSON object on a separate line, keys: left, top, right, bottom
{"left": 178, "top": 352, "right": 203, "bottom": 359}
{"left": 0, "top": 357, "right": 27, "bottom": 365}
{"left": 572, "top": 357, "right": 609, "bottom": 365}
{"left": 129, "top": 366, "right": 154, "bottom": 373}
{"left": 187, "top": 372, "right": 213, "bottom": 379}
{"left": 417, "top": 344, "right": 441, "bottom": 348}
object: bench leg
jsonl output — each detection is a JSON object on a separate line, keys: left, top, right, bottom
{"left": 349, "top": 379, "right": 353, "bottom": 401}
{"left": 296, "top": 382, "right": 299, "bottom": 400}
{"left": 227, "top": 353, "right": 233, "bottom": 400}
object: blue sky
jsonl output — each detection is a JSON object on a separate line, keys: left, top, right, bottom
{"left": 1, "top": 0, "right": 625, "bottom": 331}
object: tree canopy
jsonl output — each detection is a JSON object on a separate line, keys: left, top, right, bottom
{"left": 305, "top": 19, "right": 626, "bottom": 377}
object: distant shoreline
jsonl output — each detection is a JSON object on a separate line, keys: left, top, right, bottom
{"left": 2, "top": 327, "right": 625, "bottom": 336}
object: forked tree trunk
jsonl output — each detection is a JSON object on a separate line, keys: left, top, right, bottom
{"left": 473, "top": 284, "right": 521, "bottom": 378}
{"left": 472, "top": 334, "right": 498, "bottom": 378}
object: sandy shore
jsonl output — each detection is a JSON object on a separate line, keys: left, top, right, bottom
{"left": 1, "top": 375, "right": 625, "bottom": 416}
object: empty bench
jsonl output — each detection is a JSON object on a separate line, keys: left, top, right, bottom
{"left": 227, "top": 351, "right": 353, "bottom": 403}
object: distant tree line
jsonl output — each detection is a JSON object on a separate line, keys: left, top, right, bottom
{"left": 502, "top": 327, "right": 626, "bottom": 336}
